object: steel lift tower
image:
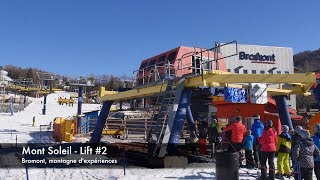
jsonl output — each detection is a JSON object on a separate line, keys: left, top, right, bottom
{"left": 14, "top": 78, "right": 33, "bottom": 106}
{"left": 37, "top": 72, "right": 56, "bottom": 115}
{"left": 68, "top": 76, "right": 95, "bottom": 133}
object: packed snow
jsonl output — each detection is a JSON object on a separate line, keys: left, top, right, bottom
{"left": 0, "top": 92, "right": 307, "bottom": 179}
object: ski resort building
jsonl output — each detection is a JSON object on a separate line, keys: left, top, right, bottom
{"left": 220, "top": 44, "right": 296, "bottom": 109}
{"left": 136, "top": 43, "right": 296, "bottom": 109}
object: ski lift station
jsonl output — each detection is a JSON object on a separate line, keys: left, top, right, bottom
{"left": 52, "top": 41, "right": 319, "bottom": 168}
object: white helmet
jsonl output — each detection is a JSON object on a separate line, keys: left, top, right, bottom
{"left": 282, "top": 125, "right": 289, "bottom": 133}
{"left": 294, "top": 125, "right": 303, "bottom": 133}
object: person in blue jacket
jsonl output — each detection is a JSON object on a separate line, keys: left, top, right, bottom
{"left": 243, "top": 130, "right": 254, "bottom": 168}
{"left": 250, "top": 114, "right": 264, "bottom": 168}
{"left": 312, "top": 123, "right": 320, "bottom": 179}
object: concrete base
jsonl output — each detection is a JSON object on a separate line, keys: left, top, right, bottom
{"left": 164, "top": 156, "right": 188, "bottom": 168}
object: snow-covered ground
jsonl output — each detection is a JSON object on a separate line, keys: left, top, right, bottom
{"left": 0, "top": 92, "right": 305, "bottom": 179}
{"left": 0, "top": 92, "right": 100, "bottom": 143}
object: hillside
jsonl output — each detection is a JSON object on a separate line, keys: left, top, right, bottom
{"left": 293, "top": 49, "right": 320, "bottom": 110}
{"left": 294, "top": 49, "right": 320, "bottom": 72}
{"left": 0, "top": 65, "right": 133, "bottom": 91}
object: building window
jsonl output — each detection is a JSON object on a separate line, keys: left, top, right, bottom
{"left": 148, "top": 59, "right": 157, "bottom": 67}
{"left": 167, "top": 51, "right": 177, "bottom": 63}
{"left": 157, "top": 55, "right": 167, "bottom": 65}
{"left": 140, "top": 62, "right": 148, "bottom": 69}
{"left": 252, "top": 70, "right": 256, "bottom": 74}
{"left": 227, "top": 69, "right": 231, "bottom": 72}
{"left": 285, "top": 71, "right": 289, "bottom": 74}
{"left": 269, "top": 70, "right": 273, "bottom": 74}
{"left": 192, "top": 56, "right": 201, "bottom": 74}
{"left": 234, "top": 69, "right": 239, "bottom": 74}
{"left": 243, "top": 70, "right": 248, "bottom": 74}
{"left": 260, "top": 70, "right": 265, "bottom": 74}
{"left": 277, "top": 71, "right": 281, "bottom": 74}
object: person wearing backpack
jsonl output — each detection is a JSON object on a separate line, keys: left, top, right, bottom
{"left": 242, "top": 130, "right": 254, "bottom": 168}
{"left": 276, "top": 125, "right": 292, "bottom": 178}
{"left": 293, "top": 129, "right": 320, "bottom": 180}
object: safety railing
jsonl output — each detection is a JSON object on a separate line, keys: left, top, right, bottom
{"left": 133, "top": 61, "right": 176, "bottom": 86}
{"left": 124, "top": 117, "right": 155, "bottom": 139}
{"left": 176, "top": 41, "right": 238, "bottom": 76}
{"left": 132, "top": 41, "right": 238, "bottom": 87}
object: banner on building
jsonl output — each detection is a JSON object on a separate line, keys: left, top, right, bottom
{"left": 224, "top": 87, "right": 247, "bottom": 103}
{"left": 210, "top": 87, "right": 224, "bottom": 96}
{"left": 250, "top": 83, "right": 268, "bottom": 104}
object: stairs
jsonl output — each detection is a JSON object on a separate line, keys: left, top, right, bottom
{"left": 151, "top": 79, "right": 185, "bottom": 157}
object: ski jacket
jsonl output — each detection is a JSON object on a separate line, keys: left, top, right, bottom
{"left": 276, "top": 132, "right": 292, "bottom": 153}
{"left": 259, "top": 127, "right": 278, "bottom": 152}
{"left": 224, "top": 121, "right": 246, "bottom": 143}
{"left": 250, "top": 120, "right": 264, "bottom": 144}
{"left": 292, "top": 138, "right": 320, "bottom": 168}
{"left": 242, "top": 134, "right": 254, "bottom": 150}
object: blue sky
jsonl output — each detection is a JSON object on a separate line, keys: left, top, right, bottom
{"left": 0, "top": 0, "right": 319, "bottom": 76}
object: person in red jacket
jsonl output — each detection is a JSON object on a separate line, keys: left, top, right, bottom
{"left": 223, "top": 116, "right": 247, "bottom": 166}
{"left": 259, "top": 120, "right": 278, "bottom": 180}
{"left": 224, "top": 116, "right": 247, "bottom": 151}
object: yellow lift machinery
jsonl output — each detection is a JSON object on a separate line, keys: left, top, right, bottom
{"left": 99, "top": 70, "right": 315, "bottom": 101}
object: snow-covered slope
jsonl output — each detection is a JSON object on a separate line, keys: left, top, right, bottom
{"left": 0, "top": 92, "right": 100, "bottom": 143}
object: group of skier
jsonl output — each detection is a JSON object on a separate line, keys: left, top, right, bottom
{"left": 222, "top": 114, "right": 320, "bottom": 180}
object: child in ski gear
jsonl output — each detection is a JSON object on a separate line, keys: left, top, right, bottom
{"left": 276, "top": 125, "right": 291, "bottom": 177}
{"left": 292, "top": 129, "right": 320, "bottom": 180}
{"left": 312, "top": 123, "right": 320, "bottom": 179}
{"left": 259, "top": 120, "right": 278, "bottom": 180}
{"left": 242, "top": 130, "right": 254, "bottom": 168}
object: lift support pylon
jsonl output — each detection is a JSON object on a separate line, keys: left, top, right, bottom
{"left": 90, "top": 100, "right": 113, "bottom": 143}
{"left": 274, "top": 95, "right": 293, "bottom": 130}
